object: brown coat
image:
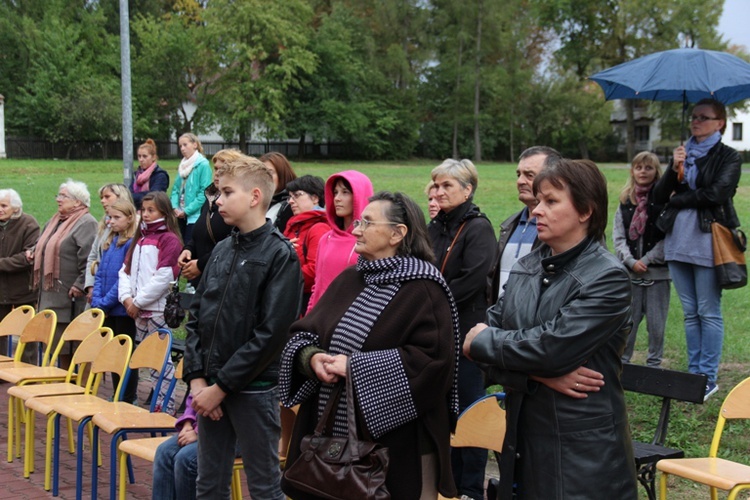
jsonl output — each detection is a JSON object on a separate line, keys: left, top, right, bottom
{"left": 36, "top": 214, "right": 97, "bottom": 322}
{"left": 282, "top": 267, "right": 458, "bottom": 499}
{"left": 0, "top": 213, "right": 40, "bottom": 305}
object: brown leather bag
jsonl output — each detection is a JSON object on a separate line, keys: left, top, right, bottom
{"left": 283, "top": 362, "right": 390, "bottom": 499}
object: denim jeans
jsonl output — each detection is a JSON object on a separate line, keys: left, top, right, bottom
{"left": 196, "top": 386, "right": 284, "bottom": 500}
{"left": 451, "top": 357, "right": 488, "bottom": 499}
{"left": 668, "top": 261, "right": 724, "bottom": 384}
{"left": 152, "top": 435, "right": 197, "bottom": 500}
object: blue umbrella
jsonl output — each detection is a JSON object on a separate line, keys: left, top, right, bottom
{"left": 589, "top": 48, "right": 750, "bottom": 105}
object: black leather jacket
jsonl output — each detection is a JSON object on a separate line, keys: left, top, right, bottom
{"left": 653, "top": 142, "right": 742, "bottom": 233}
{"left": 183, "top": 222, "right": 303, "bottom": 394}
{"left": 471, "top": 238, "right": 637, "bottom": 499}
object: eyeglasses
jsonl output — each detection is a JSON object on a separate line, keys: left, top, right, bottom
{"left": 691, "top": 115, "right": 719, "bottom": 123}
{"left": 289, "top": 191, "right": 309, "bottom": 200}
{"left": 55, "top": 193, "right": 73, "bottom": 201}
{"left": 352, "top": 219, "right": 395, "bottom": 230}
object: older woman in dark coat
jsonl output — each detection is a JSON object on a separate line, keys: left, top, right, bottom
{"left": 31, "top": 179, "right": 97, "bottom": 367}
{"left": 0, "top": 189, "right": 40, "bottom": 358}
{"left": 427, "top": 158, "right": 496, "bottom": 500}
{"left": 280, "top": 192, "right": 459, "bottom": 499}
{"left": 465, "top": 159, "right": 637, "bottom": 499}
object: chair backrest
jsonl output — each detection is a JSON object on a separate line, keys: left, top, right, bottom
{"left": 451, "top": 393, "right": 506, "bottom": 453}
{"left": 709, "top": 376, "right": 750, "bottom": 457}
{"left": 174, "top": 357, "right": 184, "bottom": 380}
{"left": 66, "top": 327, "right": 113, "bottom": 384}
{"left": 88, "top": 335, "right": 133, "bottom": 399}
{"left": 129, "top": 329, "right": 172, "bottom": 372}
{"left": 15, "top": 309, "right": 57, "bottom": 365}
{"left": 0, "top": 306, "right": 35, "bottom": 347}
{"left": 48, "top": 308, "right": 106, "bottom": 366}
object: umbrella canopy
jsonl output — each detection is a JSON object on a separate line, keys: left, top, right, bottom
{"left": 589, "top": 48, "right": 750, "bottom": 105}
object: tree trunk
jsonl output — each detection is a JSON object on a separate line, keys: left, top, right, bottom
{"left": 239, "top": 128, "right": 248, "bottom": 155}
{"left": 452, "top": 37, "right": 464, "bottom": 160}
{"left": 298, "top": 134, "right": 306, "bottom": 159}
{"left": 626, "top": 100, "right": 635, "bottom": 161}
{"left": 473, "top": 0, "right": 483, "bottom": 163}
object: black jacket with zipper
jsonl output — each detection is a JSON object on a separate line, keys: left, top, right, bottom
{"left": 183, "top": 222, "right": 303, "bottom": 394}
{"left": 653, "top": 141, "right": 742, "bottom": 233}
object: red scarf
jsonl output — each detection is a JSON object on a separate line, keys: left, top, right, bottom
{"left": 134, "top": 162, "right": 157, "bottom": 193}
{"left": 628, "top": 184, "right": 652, "bottom": 241}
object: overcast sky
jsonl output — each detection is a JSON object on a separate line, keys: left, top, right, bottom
{"left": 719, "top": 0, "right": 750, "bottom": 51}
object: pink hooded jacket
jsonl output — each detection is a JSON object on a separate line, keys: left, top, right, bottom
{"left": 306, "top": 170, "right": 373, "bottom": 313}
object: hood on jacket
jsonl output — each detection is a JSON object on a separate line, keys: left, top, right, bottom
{"left": 285, "top": 210, "right": 329, "bottom": 234}
{"left": 323, "top": 170, "right": 373, "bottom": 236}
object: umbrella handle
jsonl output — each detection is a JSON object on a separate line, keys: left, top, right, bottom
{"left": 676, "top": 160, "right": 684, "bottom": 182}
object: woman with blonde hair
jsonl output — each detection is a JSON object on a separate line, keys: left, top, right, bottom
{"left": 84, "top": 183, "right": 134, "bottom": 304}
{"left": 613, "top": 151, "right": 670, "bottom": 366}
{"left": 178, "top": 149, "right": 245, "bottom": 286}
{"left": 170, "top": 133, "right": 212, "bottom": 243}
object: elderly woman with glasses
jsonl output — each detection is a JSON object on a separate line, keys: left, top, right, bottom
{"left": 29, "top": 179, "right": 97, "bottom": 367}
{"left": 427, "top": 158, "right": 496, "bottom": 500}
{"left": 0, "top": 189, "right": 40, "bottom": 358}
{"left": 653, "top": 98, "right": 742, "bottom": 400}
{"left": 280, "top": 192, "right": 460, "bottom": 499}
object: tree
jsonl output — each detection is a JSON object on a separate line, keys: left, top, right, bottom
{"left": 131, "top": 5, "right": 211, "bottom": 138}
{"left": 200, "top": 0, "right": 317, "bottom": 146}
{"left": 10, "top": 1, "right": 123, "bottom": 152}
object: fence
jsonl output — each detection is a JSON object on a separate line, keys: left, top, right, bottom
{"left": 5, "top": 138, "right": 356, "bottom": 160}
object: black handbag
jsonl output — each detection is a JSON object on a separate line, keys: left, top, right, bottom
{"left": 164, "top": 273, "right": 186, "bottom": 328}
{"left": 712, "top": 222, "right": 747, "bottom": 289}
{"left": 283, "top": 362, "right": 390, "bottom": 500}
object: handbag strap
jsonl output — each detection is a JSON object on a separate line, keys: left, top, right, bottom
{"left": 345, "top": 361, "right": 360, "bottom": 461}
{"left": 314, "top": 382, "right": 344, "bottom": 436}
{"left": 440, "top": 221, "right": 468, "bottom": 274}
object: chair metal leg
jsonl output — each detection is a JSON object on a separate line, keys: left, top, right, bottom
{"left": 118, "top": 450, "right": 128, "bottom": 500}
{"left": 659, "top": 471, "right": 668, "bottom": 499}
{"left": 88, "top": 418, "right": 97, "bottom": 500}
{"left": 54, "top": 413, "right": 63, "bottom": 496}
{"left": 7, "top": 395, "right": 14, "bottom": 463}
{"left": 76, "top": 416, "right": 92, "bottom": 500}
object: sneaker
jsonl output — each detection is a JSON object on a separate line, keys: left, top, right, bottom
{"left": 704, "top": 382, "right": 719, "bottom": 401}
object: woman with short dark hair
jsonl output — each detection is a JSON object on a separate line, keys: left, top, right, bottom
{"left": 464, "top": 159, "right": 638, "bottom": 499}
{"left": 280, "top": 192, "right": 459, "bottom": 499}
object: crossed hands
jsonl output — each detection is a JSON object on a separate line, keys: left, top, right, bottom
{"left": 190, "top": 378, "right": 226, "bottom": 421}
{"left": 310, "top": 353, "right": 349, "bottom": 384}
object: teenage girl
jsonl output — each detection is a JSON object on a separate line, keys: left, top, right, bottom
{"left": 130, "top": 138, "right": 170, "bottom": 210}
{"left": 170, "top": 133, "right": 212, "bottom": 244}
{"left": 119, "top": 192, "right": 182, "bottom": 413}
{"left": 85, "top": 184, "right": 134, "bottom": 304}
{"left": 91, "top": 199, "right": 138, "bottom": 403}
{"left": 613, "top": 151, "right": 670, "bottom": 367}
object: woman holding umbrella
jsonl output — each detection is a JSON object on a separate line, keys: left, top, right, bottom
{"left": 653, "top": 98, "right": 742, "bottom": 400}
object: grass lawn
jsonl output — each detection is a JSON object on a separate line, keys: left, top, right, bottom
{"left": 2, "top": 158, "right": 749, "bottom": 498}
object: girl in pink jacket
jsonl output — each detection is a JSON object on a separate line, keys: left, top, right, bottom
{"left": 306, "top": 170, "right": 373, "bottom": 313}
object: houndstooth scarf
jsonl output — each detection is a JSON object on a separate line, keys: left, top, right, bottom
{"left": 280, "top": 255, "right": 460, "bottom": 438}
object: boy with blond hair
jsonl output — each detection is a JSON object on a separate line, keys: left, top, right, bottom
{"left": 183, "top": 156, "right": 303, "bottom": 499}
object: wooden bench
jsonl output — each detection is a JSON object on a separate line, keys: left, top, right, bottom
{"left": 621, "top": 363, "right": 707, "bottom": 500}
